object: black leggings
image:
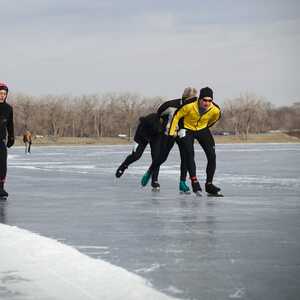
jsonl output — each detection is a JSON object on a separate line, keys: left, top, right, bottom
{"left": 0, "top": 141, "right": 7, "bottom": 183}
{"left": 148, "top": 135, "right": 188, "bottom": 181}
{"left": 182, "top": 128, "right": 216, "bottom": 183}
{"left": 120, "top": 135, "right": 162, "bottom": 183}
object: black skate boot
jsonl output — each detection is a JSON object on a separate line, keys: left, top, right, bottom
{"left": 0, "top": 183, "right": 8, "bottom": 199}
{"left": 191, "top": 178, "right": 202, "bottom": 197}
{"left": 151, "top": 181, "right": 160, "bottom": 192}
{"left": 115, "top": 164, "right": 127, "bottom": 178}
{"left": 205, "top": 183, "right": 223, "bottom": 197}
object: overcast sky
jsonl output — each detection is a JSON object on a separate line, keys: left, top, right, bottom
{"left": 1, "top": 0, "right": 300, "bottom": 106}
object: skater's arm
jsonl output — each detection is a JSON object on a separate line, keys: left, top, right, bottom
{"left": 157, "top": 101, "right": 172, "bottom": 117}
{"left": 207, "top": 107, "right": 221, "bottom": 128}
{"left": 168, "top": 105, "right": 188, "bottom": 136}
{"left": 6, "top": 108, "right": 14, "bottom": 148}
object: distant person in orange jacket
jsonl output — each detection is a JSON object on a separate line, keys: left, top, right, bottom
{"left": 23, "top": 130, "right": 32, "bottom": 154}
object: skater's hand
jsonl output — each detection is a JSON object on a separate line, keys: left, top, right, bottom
{"left": 178, "top": 129, "right": 186, "bottom": 138}
{"left": 7, "top": 137, "right": 14, "bottom": 148}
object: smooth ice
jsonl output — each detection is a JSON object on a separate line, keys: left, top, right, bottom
{"left": 1, "top": 143, "right": 300, "bottom": 300}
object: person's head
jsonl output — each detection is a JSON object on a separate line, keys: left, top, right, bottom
{"left": 182, "top": 87, "right": 198, "bottom": 101}
{"left": 0, "top": 82, "right": 8, "bottom": 103}
{"left": 199, "top": 86, "right": 213, "bottom": 110}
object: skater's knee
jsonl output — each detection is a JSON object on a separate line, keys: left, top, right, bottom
{"left": 205, "top": 148, "right": 216, "bottom": 162}
{"left": 132, "top": 150, "right": 143, "bottom": 161}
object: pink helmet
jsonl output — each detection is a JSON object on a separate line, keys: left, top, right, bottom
{"left": 0, "top": 82, "right": 8, "bottom": 92}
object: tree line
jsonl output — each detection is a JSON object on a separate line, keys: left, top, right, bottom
{"left": 10, "top": 92, "right": 300, "bottom": 140}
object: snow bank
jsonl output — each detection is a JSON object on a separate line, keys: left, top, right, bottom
{"left": 0, "top": 224, "right": 177, "bottom": 300}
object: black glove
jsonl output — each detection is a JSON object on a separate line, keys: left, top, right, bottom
{"left": 7, "top": 137, "right": 14, "bottom": 148}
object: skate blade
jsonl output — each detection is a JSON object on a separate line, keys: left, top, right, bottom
{"left": 152, "top": 187, "right": 160, "bottom": 192}
{"left": 207, "top": 192, "right": 224, "bottom": 197}
{"left": 180, "top": 191, "right": 191, "bottom": 195}
{"left": 0, "top": 196, "right": 7, "bottom": 201}
{"left": 194, "top": 191, "right": 202, "bottom": 197}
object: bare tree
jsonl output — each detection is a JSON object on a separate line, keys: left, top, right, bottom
{"left": 11, "top": 91, "right": 298, "bottom": 140}
{"left": 222, "top": 93, "right": 273, "bottom": 139}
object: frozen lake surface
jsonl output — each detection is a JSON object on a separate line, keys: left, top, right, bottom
{"left": 1, "top": 143, "right": 300, "bottom": 299}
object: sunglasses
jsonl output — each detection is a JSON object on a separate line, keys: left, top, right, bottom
{"left": 202, "top": 99, "right": 212, "bottom": 103}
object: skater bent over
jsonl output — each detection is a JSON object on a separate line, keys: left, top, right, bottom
{"left": 141, "top": 87, "right": 198, "bottom": 194}
{"left": 0, "top": 83, "right": 14, "bottom": 198}
{"left": 168, "top": 87, "right": 222, "bottom": 196}
{"left": 115, "top": 113, "right": 163, "bottom": 190}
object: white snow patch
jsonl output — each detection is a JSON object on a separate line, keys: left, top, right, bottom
{"left": 0, "top": 224, "right": 177, "bottom": 300}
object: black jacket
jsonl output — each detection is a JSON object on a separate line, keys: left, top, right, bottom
{"left": 0, "top": 102, "right": 14, "bottom": 142}
{"left": 134, "top": 113, "right": 163, "bottom": 144}
{"left": 157, "top": 97, "right": 198, "bottom": 131}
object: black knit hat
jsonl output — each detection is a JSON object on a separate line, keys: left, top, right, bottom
{"left": 199, "top": 87, "right": 213, "bottom": 99}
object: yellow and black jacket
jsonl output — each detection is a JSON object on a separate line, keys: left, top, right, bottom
{"left": 168, "top": 101, "right": 221, "bottom": 136}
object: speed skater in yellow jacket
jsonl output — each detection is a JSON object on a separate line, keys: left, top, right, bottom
{"left": 167, "top": 86, "right": 223, "bottom": 196}
{"left": 168, "top": 98, "right": 221, "bottom": 136}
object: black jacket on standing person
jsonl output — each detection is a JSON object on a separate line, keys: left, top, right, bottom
{"left": 0, "top": 100, "right": 14, "bottom": 197}
{"left": 0, "top": 102, "right": 14, "bottom": 146}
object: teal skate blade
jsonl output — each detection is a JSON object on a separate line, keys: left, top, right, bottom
{"left": 180, "top": 190, "right": 191, "bottom": 195}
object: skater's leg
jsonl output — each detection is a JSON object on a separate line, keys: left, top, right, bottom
{"left": 0, "top": 142, "right": 8, "bottom": 197}
{"left": 141, "top": 135, "right": 172, "bottom": 187}
{"left": 176, "top": 138, "right": 190, "bottom": 193}
{"left": 198, "top": 129, "right": 221, "bottom": 194}
{"left": 116, "top": 142, "right": 147, "bottom": 178}
{"left": 148, "top": 135, "right": 174, "bottom": 173}
{"left": 198, "top": 129, "right": 216, "bottom": 184}
{"left": 149, "top": 135, "right": 165, "bottom": 187}
{"left": 181, "top": 132, "right": 201, "bottom": 194}
{"left": 176, "top": 137, "right": 188, "bottom": 181}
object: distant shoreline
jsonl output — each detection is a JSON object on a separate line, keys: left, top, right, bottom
{"left": 14, "top": 132, "right": 299, "bottom": 146}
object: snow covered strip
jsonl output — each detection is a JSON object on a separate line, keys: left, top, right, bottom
{"left": 0, "top": 224, "right": 177, "bottom": 300}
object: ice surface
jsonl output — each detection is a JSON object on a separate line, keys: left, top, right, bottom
{"left": 2, "top": 143, "right": 300, "bottom": 300}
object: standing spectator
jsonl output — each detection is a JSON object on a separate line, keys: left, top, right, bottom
{"left": 0, "top": 82, "right": 14, "bottom": 198}
{"left": 23, "top": 130, "right": 32, "bottom": 154}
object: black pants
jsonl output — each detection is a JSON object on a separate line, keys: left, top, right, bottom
{"left": 182, "top": 128, "right": 216, "bottom": 183}
{"left": 0, "top": 141, "right": 7, "bottom": 184}
{"left": 120, "top": 135, "right": 162, "bottom": 183}
{"left": 148, "top": 135, "right": 188, "bottom": 181}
